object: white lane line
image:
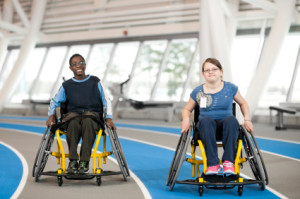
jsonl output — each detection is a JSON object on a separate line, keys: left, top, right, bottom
{"left": 260, "top": 150, "right": 300, "bottom": 162}
{"left": 118, "top": 135, "right": 288, "bottom": 199}
{"left": 0, "top": 141, "right": 28, "bottom": 199}
{"left": 255, "top": 135, "right": 300, "bottom": 144}
{"left": 120, "top": 127, "right": 300, "bottom": 162}
{"left": 0, "top": 128, "right": 151, "bottom": 199}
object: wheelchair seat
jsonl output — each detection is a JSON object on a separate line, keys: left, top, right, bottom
{"left": 167, "top": 103, "right": 268, "bottom": 196}
{"left": 32, "top": 101, "right": 130, "bottom": 186}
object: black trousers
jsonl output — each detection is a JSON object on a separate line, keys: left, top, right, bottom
{"left": 62, "top": 111, "right": 100, "bottom": 162}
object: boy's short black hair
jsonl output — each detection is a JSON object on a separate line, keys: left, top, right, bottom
{"left": 69, "top": 54, "right": 85, "bottom": 65}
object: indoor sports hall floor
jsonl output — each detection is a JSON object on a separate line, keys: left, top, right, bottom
{"left": 0, "top": 115, "right": 299, "bottom": 199}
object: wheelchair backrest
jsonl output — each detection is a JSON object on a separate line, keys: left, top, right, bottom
{"left": 58, "top": 100, "right": 68, "bottom": 122}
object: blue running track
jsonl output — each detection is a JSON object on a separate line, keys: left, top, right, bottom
{"left": 1, "top": 117, "right": 297, "bottom": 198}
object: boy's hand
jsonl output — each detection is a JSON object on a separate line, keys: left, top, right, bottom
{"left": 106, "top": 118, "right": 116, "bottom": 130}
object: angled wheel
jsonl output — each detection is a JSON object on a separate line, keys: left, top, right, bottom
{"left": 238, "top": 185, "right": 243, "bottom": 196}
{"left": 240, "top": 126, "right": 267, "bottom": 190}
{"left": 32, "top": 127, "right": 49, "bottom": 177}
{"left": 57, "top": 176, "right": 63, "bottom": 186}
{"left": 166, "top": 127, "right": 191, "bottom": 191}
{"left": 34, "top": 129, "right": 55, "bottom": 182}
{"left": 107, "top": 127, "right": 130, "bottom": 181}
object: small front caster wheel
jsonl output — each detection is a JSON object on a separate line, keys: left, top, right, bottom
{"left": 238, "top": 185, "right": 243, "bottom": 196}
{"left": 198, "top": 186, "right": 204, "bottom": 196}
{"left": 58, "top": 176, "right": 63, "bottom": 186}
{"left": 96, "top": 176, "right": 101, "bottom": 186}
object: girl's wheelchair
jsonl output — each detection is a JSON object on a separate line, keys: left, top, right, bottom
{"left": 32, "top": 104, "right": 129, "bottom": 186}
{"left": 166, "top": 105, "right": 268, "bottom": 196}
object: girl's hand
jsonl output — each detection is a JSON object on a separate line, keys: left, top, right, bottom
{"left": 181, "top": 119, "right": 190, "bottom": 133}
{"left": 244, "top": 120, "right": 254, "bottom": 133}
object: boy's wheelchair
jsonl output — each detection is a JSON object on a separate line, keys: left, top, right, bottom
{"left": 32, "top": 103, "right": 129, "bottom": 186}
{"left": 166, "top": 105, "right": 268, "bottom": 196}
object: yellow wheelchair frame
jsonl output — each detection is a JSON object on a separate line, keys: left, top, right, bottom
{"left": 33, "top": 122, "right": 129, "bottom": 186}
{"left": 167, "top": 105, "right": 268, "bottom": 196}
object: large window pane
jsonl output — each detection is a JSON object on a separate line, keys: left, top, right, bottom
{"left": 127, "top": 40, "right": 167, "bottom": 101}
{"left": 231, "top": 35, "right": 261, "bottom": 96}
{"left": 32, "top": 46, "right": 67, "bottom": 100}
{"left": 259, "top": 34, "right": 300, "bottom": 107}
{"left": 87, "top": 43, "right": 114, "bottom": 80}
{"left": 105, "top": 42, "right": 139, "bottom": 83}
{"left": 10, "top": 48, "right": 47, "bottom": 103}
{"left": 0, "top": 49, "right": 20, "bottom": 89}
{"left": 183, "top": 51, "right": 201, "bottom": 101}
{"left": 154, "top": 38, "right": 197, "bottom": 101}
{"left": 0, "top": 50, "right": 8, "bottom": 72}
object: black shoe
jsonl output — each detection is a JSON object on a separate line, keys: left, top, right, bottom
{"left": 67, "top": 160, "right": 78, "bottom": 174}
{"left": 78, "top": 161, "right": 89, "bottom": 174}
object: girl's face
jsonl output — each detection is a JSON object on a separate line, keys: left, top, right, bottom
{"left": 202, "top": 62, "right": 223, "bottom": 83}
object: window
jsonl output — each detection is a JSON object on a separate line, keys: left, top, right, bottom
{"left": 105, "top": 42, "right": 139, "bottom": 84}
{"left": 259, "top": 34, "right": 300, "bottom": 107}
{"left": 31, "top": 46, "right": 68, "bottom": 100}
{"left": 87, "top": 43, "right": 114, "bottom": 79}
{"left": 10, "top": 48, "right": 47, "bottom": 103}
{"left": 0, "top": 49, "right": 20, "bottom": 90}
{"left": 127, "top": 40, "right": 167, "bottom": 101}
{"left": 154, "top": 38, "right": 197, "bottom": 101}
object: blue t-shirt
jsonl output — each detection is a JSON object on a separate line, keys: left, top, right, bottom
{"left": 190, "top": 81, "right": 238, "bottom": 120}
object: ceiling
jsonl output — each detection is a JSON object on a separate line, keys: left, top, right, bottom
{"left": 1, "top": 0, "right": 300, "bottom": 46}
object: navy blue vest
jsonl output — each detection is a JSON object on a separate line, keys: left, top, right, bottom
{"left": 62, "top": 76, "right": 103, "bottom": 115}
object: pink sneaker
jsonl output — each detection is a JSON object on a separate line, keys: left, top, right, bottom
{"left": 223, "top": 160, "right": 235, "bottom": 175}
{"left": 205, "top": 164, "right": 221, "bottom": 175}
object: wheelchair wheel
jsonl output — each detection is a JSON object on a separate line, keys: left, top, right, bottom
{"left": 166, "top": 127, "right": 191, "bottom": 191}
{"left": 240, "top": 126, "right": 267, "bottom": 190}
{"left": 96, "top": 176, "right": 102, "bottom": 186}
{"left": 238, "top": 185, "right": 243, "bottom": 196}
{"left": 107, "top": 127, "right": 130, "bottom": 181}
{"left": 32, "top": 127, "right": 49, "bottom": 177}
{"left": 34, "top": 129, "right": 55, "bottom": 182}
{"left": 57, "top": 176, "right": 63, "bottom": 186}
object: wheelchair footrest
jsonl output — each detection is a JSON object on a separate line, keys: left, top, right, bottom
{"left": 202, "top": 174, "right": 239, "bottom": 183}
{"left": 64, "top": 174, "right": 96, "bottom": 180}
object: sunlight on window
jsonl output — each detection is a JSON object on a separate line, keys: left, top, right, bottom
{"left": 154, "top": 38, "right": 197, "bottom": 101}
{"left": 10, "top": 48, "right": 47, "bottom": 103}
{"left": 32, "top": 46, "right": 67, "bottom": 100}
{"left": 0, "top": 49, "right": 19, "bottom": 90}
{"left": 259, "top": 34, "right": 300, "bottom": 107}
{"left": 87, "top": 43, "right": 114, "bottom": 79}
{"left": 106, "top": 42, "right": 139, "bottom": 84}
{"left": 127, "top": 40, "right": 167, "bottom": 101}
{"left": 231, "top": 35, "right": 261, "bottom": 96}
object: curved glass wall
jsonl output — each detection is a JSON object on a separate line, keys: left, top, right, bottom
{"left": 2, "top": 33, "right": 300, "bottom": 113}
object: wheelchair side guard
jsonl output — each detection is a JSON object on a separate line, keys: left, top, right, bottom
{"left": 240, "top": 125, "right": 268, "bottom": 189}
{"left": 32, "top": 127, "right": 49, "bottom": 177}
{"left": 106, "top": 126, "right": 130, "bottom": 181}
{"left": 34, "top": 128, "right": 55, "bottom": 182}
{"left": 166, "top": 126, "right": 192, "bottom": 191}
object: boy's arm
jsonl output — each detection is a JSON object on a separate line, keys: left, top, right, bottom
{"left": 46, "top": 87, "right": 66, "bottom": 127}
{"left": 98, "top": 82, "right": 116, "bottom": 130}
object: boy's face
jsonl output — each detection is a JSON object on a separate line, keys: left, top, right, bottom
{"left": 69, "top": 56, "right": 86, "bottom": 78}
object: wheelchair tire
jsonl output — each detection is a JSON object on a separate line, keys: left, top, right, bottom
{"left": 34, "top": 129, "right": 55, "bottom": 182}
{"left": 96, "top": 176, "right": 102, "bottom": 186}
{"left": 32, "top": 127, "right": 49, "bottom": 177}
{"left": 57, "top": 176, "right": 63, "bottom": 186}
{"left": 240, "top": 126, "right": 266, "bottom": 190}
{"left": 107, "top": 127, "right": 130, "bottom": 181}
{"left": 166, "top": 128, "right": 191, "bottom": 191}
